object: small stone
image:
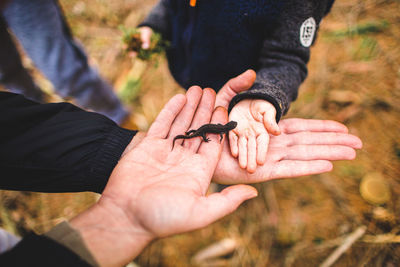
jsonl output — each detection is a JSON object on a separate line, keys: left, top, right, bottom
{"left": 360, "top": 173, "right": 391, "bottom": 205}
{"left": 372, "top": 207, "right": 396, "bottom": 224}
{"left": 327, "top": 90, "right": 362, "bottom": 105}
{"left": 72, "top": 2, "right": 86, "bottom": 15}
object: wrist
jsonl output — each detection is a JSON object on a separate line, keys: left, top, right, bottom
{"left": 70, "top": 199, "right": 154, "bottom": 266}
{"left": 121, "top": 131, "right": 146, "bottom": 157}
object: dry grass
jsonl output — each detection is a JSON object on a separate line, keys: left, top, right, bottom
{"left": 1, "top": 0, "right": 399, "bottom": 266}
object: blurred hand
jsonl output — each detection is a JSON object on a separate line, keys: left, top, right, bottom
{"left": 128, "top": 26, "right": 153, "bottom": 57}
{"left": 229, "top": 99, "right": 281, "bottom": 173}
{"left": 71, "top": 86, "right": 257, "bottom": 266}
{"left": 138, "top": 26, "right": 153, "bottom": 49}
{"left": 214, "top": 118, "right": 362, "bottom": 184}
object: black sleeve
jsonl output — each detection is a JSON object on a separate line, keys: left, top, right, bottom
{"left": 0, "top": 233, "right": 92, "bottom": 267}
{"left": 138, "top": 0, "right": 172, "bottom": 39}
{"left": 229, "top": 0, "right": 335, "bottom": 122}
{"left": 0, "top": 92, "right": 136, "bottom": 193}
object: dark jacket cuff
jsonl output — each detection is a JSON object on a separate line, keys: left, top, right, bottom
{"left": 88, "top": 127, "right": 136, "bottom": 193}
{"left": 0, "top": 233, "right": 92, "bottom": 267}
{"left": 228, "top": 84, "right": 288, "bottom": 123}
{"left": 45, "top": 221, "right": 99, "bottom": 267}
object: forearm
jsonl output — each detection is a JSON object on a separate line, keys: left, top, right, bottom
{"left": 0, "top": 205, "right": 151, "bottom": 267}
{"left": 121, "top": 131, "right": 146, "bottom": 157}
{"left": 0, "top": 92, "right": 136, "bottom": 193}
{"left": 69, "top": 200, "right": 153, "bottom": 267}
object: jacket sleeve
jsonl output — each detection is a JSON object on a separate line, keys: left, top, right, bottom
{"left": 138, "top": 0, "right": 172, "bottom": 38}
{"left": 0, "top": 92, "right": 136, "bottom": 193}
{"left": 229, "top": 0, "right": 335, "bottom": 122}
{"left": 0, "top": 233, "right": 93, "bottom": 267}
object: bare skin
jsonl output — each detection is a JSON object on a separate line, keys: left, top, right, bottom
{"left": 229, "top": 99, "right": 280, "bottom": 173}
{"left": 123, "top": 70, "right": 362, "bottom": 184}
{"left": 71, "top": 90, "right": 257, "bottom": 267}
{"left": 69, "top": 71, "right": 362, "bottom": 266}
{"left": 136, "top": 27, "right": 284, "bottom": 173}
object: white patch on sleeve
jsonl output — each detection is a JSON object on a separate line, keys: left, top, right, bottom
{"left": 299, "top": 17, "right": 316, "bottom": 47}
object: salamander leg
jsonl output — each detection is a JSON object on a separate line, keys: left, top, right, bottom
{"left": 219, "top": 133, "right": 224, "bottom": 142}
{"left": 201, "top": 133, "right": 210, "bottom": 142}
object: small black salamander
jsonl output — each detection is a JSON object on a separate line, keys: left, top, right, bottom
{"left": 172, "top": 121, "right": 237, "bottom": 149}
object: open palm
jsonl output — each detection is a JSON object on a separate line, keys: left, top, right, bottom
{"left": 101, "top": 88, "right": 256, "bottom": 239}
{"left": 213, "top": 70, "right": 362, "bottom": 184}
{"left": 214, "top": 118, "right": 362, "bottom": 184}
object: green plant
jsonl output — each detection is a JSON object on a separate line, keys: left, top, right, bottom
{"left": 120, "top": 25, "right": 169, "bottom": 61}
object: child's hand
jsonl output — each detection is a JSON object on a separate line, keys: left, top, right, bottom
{"left": 229, "top": 99, "right": 281, "bottom": 173}
{"left": 138, "top": 26, "right": 153, "bottom": 49}
{"left": 128, "top": 26, "right": 153, "bottom": 57}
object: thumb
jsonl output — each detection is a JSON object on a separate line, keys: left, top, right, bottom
{"left": 193, "top": 185, "right": 258, "bottom": 228}
{"left": 263, "top": 112, "right": 281, "bottom": 136}
{"left": 215, "top": 69, "right": 256, "bottom": 109}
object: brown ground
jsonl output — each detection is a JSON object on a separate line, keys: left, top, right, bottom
{"left": 1, "top": 0, "right": 399, "bottom": 266}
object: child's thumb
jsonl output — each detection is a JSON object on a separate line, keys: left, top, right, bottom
{"left": 263, "top": 113, "right": 281, "bottom": 135}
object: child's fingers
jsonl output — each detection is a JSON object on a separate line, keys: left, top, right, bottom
{"left": 128, "top": 51, "right": 137, "bottom": 58}
{"left": 256, "top": 133, "right": 269, "bottom": 165}
{"left": 229, "top": 132, "right": 239, "bottom": 157}
{"left": 247, "top": 136, "right": 257, "bottom": 173}
{"left": 238, "top": 136, "right": 248, "bottom": 169}
{"left": 140, "top": 27, "right": 153, "bottom": 49}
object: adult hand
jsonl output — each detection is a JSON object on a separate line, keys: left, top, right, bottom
{"left": 70, "top": 87, "right": 257, "bottom": 266}
{"left": 214, "top": 118, "right": 362, "bottom": 184}
{"left": 212, "top": 69, "right": 362, "bottom": 184}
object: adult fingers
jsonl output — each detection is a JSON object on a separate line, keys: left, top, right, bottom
{"left": 191, "top": 185, "right": 258, "bottom": 229}
{"left": 198, "top": 107, "right": 229, "bottom": 173}
{"left": 215, "top": 69, "right": 256, "bottom": 109}
{"left": 167, "top": 86, "right": 203, "bottom": 145}
{"left": 283, "top": 145, "right": 357, "bottom": 161}
{"left": 184, "top": 88, "right": 216, "bottom": 151}
{"left": 285, "top": 132, "right": 363, "bottom": 149}
{"left": 147, "top": 94, "right": 186, "bottom": 138}
{"left": 279, "top": 119, "right": 349, "bottom": 134}
{"left": 270, "top": 160, "right": 333, "bottom": 179}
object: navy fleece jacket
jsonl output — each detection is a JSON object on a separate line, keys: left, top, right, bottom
{"left": 140, "top": 0, "right": 334, "bottom": 121}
